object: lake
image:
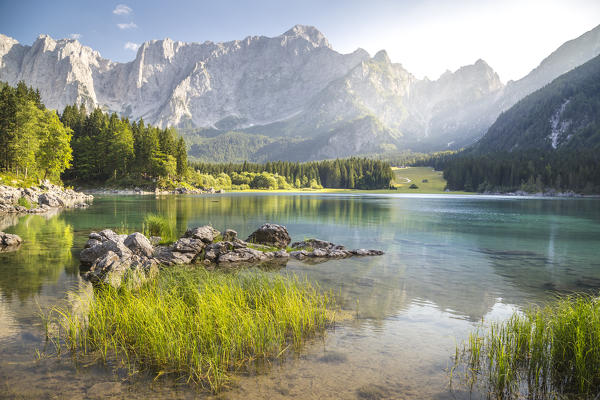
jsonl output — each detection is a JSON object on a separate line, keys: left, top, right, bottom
{"left": 1, "top": 193, "right": 599, "bottom": 399}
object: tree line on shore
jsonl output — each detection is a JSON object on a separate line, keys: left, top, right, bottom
{"left": 413, "top": 150, "right": 600, "bottom": 194}
{"left": 0, "top": 81, "right": 394, "bottom": 190}
{"left": 190, "top": 159, "right": 394, "bottom": 190}
{"left": 60, "top": 103, "right": 187, "bottom": 184}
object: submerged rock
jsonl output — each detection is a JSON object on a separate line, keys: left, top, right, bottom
{"left": 246, "top": 223, "right": 291, "bottom": 248}
{"left": 80, "top": 223, "right": 384, "bottom": 288}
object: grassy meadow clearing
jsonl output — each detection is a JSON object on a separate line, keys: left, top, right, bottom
{"left": 225, "top": 167, "right": 471, "bottom": 195}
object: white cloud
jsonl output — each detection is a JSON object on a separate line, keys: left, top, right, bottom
{"left": 117, "top": 22, "right": 137, "bottom": 30}
{"left": 69, "top": 33, "right": 81, "bottom": 40}
{"left": 124, "top": 42, "right": 139, "bottom": 51}
{"left": 113, "top": 4, "right": 132, "bottom": 15}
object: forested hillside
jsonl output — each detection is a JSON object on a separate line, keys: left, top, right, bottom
{"left": 436, "top": 150, "right": 600, "bottom": 193}
{"left": 474, "top": 54, "right": 600, "bottom": 152}
{"left": 419, "top": 54, "right": 600, "bottom": 194}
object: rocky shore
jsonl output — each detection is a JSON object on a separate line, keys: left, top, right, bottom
{"left": 80, "top": 223, "right": 384, "bottom": 288}
{"left": 0, "top": 181, "right": 93, "bottom": 214}
{"left": 82, "top": 187, "right": 224, "bottom": 195}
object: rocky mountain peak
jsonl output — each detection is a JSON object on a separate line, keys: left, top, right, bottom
{"left": 33, "top": 34, "right": 57, "bottom": 52}
{"left": 0, "top": 34, "right": 18, "bottom": 46}
{"left": 282, "top": 24, "right": 331, "bottom": 48}
{"left": 137, "top": 38, "right": 182, "bottom": 62}
{"left": 0, "top": 34, "right": 19, "bottom": 56}
{"left": 373, "top": 49, "right": 391, "bottom": 64}
{"left": 439, "top": 59, "right": 503, "bottom": 91}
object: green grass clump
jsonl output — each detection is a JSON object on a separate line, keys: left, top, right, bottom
{"left": 142, "top": 213, "right": 176, "bottom": 244}
{"left": 17, "top": 196, "right": 31, "bottom": 209}
{"left": 49, "top": 268, "right": 334, "bottom": 392}
{"left": 455, "top": 294, "right": 600, "bottom": 399}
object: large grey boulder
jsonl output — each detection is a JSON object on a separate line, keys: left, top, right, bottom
{"left": 124, "top": 232, "right": 154, "bottom": 257}
{"left": 246, "top": 223, "right": 291, "bottom": 248}
{"left": 222, "top": 229, "right": 237, "bottom": 241}
{"left": 98, "top": 229, "right": 126, "bottom": 243}
{"left": 85, "top": 251, "right": 130, "bottom": 287}
{"left": 37, "top": 192, "right": 64, "bottom": 207}
{"left": 184, "top": 225, "right": 221, "bottom": 243}
{"left": 154, "top": 247, "right": 195, "bottom": 265}
{"left": 171, "top": 237, "right": 206, "bottom": 254}
{"left": 0, "top": 232, "right": 22, "bottom": 247}
{"left": 80, "top": 230, "right": 132, "bottom": 266}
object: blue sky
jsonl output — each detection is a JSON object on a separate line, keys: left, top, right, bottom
{"left": 1, "top": 0, "right": 599, "bottom": 82}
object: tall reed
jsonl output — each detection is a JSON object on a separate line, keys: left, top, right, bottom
{"left": 455, "top": 294, "right": 600, "bottom": 399}
{"left": 48, "top": 267, "right": 335, "bottom": 392}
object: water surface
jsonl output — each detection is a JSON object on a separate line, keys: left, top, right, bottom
{"left": 1, "top": 193, "right": 599, "bottom": 399}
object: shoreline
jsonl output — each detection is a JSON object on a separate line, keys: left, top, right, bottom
{"left": 0, "top": 181, "right": 93, "bottom": 215}
{"left": 79, "top": 187, "right": 598, "bottom": 198}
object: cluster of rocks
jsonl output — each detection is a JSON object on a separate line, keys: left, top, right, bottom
{"left": 480, "top": 189, "right": 584, "bottom": 197}
{"left": 0, "top": 231, "right": 22, "bottom": 252}
{"left": 84, "top": 187, "right": 224, "bottom": 196}
{"left": 0, "top": 181, "right": 93, "bottom": 214}
{"left": 156, "top": 187, "right": 225, "bottom": 195}
{"left": 80, "top": 223, "right": 384, "bottom": 288}
{"left": 288, "top": 238, "right": 383, "bottom": 260}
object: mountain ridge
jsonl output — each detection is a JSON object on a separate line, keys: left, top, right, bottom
{"left": 1, "top": 24, "right": 599, "bottom": 161}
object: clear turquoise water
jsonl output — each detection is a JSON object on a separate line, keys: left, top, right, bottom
{"left": 1, "top": 193, "right": 599, "bottom": 399}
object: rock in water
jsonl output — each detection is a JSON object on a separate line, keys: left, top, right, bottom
{"left": 246, "top": 223, "right": 291, "bottom": 248}
{"left": 218, "top": 247, "right": 269, "bottom": 264}
{"left": 0, "top": 231, "right": 22, "bottom": 248}
{"left": 80, "top": 225, "right": 383, "bottom": 289}
{"left": 80, "top": 229, "right": 130, "bottom": 266}
{"left": 124, "top": 232, "right": 154, "bottom": 257}
{"left": 184, "top": 225, "right": 221, "bottom": 243}
{"left": 222, "top": 229, "right": 237, "bottom": 241}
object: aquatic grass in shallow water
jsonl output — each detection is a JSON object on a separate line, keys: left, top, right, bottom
{"left": 455, "top": 294, "right": 600, "bottom": 399}
{"left": 142, "top": 213, "right": 176, "bottom": 244}
{"left": 49, "top": 268, "right": 334, "bottom": 392}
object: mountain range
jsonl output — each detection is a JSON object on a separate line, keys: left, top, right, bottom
{"left": 1, "top": 24, "right": 599, "bottom": 161}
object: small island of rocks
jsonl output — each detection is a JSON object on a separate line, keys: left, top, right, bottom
{"left": 80, "top": 223, "right": 384, "bottom": 288}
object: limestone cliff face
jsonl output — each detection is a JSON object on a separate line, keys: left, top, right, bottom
{"left": 1, "top": 23, "right": 599, "bottom": 160}
{"left": 0, "top": 26, "right": 369, "bottom": 129}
